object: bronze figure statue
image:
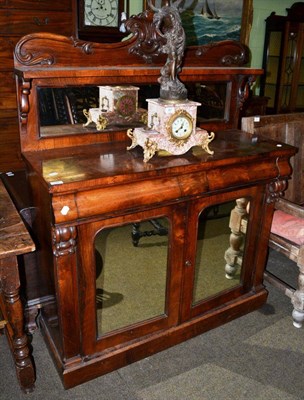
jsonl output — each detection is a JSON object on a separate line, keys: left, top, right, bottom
{"left": 147, "top": 0, "right": 187, "bottom": 102}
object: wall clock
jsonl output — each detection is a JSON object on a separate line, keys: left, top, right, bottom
{"left": 78, "top": 0, "right": 126, "bottom": 43}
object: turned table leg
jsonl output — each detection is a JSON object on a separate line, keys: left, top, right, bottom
{"left": 224, "top": 198, "right": 249, "bottom": 279}
{"left": 0, "top": 256, "right": 35, "bottom": 393}
{"left": 292, "top": 255, "right": 304, "bottom": 328}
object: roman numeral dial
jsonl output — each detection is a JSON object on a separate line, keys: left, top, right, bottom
{"left": 84, "top": 0, "right": 119, "bottom": 27}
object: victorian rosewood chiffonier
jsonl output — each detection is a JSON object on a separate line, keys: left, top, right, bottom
{"left": 13, "top": 8, "right": 296, "bottom": 389}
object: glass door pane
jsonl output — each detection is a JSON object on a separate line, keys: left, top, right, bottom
{"left": 265, "top": 31, "right": 282, "bottom": 108}
{"left": 193, "top": 199, "right": 248, "bottom": 305}
{"left": 95, "top": 217, "right": 169, "bottom": 336}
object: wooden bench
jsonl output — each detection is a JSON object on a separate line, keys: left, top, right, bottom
{"left": 0, "top": 180, "right": 36, "bottom": 392}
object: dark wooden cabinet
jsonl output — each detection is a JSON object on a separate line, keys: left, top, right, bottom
{"left": 260, "top": 2, "right": 304, "bottom": 114}
{"left": 13, "top": 23, "right": 296, "bottom": 388}
{"left": 0, "top": 0, "right": 75, "bottom": 172}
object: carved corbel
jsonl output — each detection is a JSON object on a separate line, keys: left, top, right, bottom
{"left": 52, "top": 226, "right": 77, "bottom": 257}
{"left": 266, "top": 178, "right": 288, "bottom": 204}
{"left": 19, "top": 77, "right": 32, "bottom": 125}
{"left": 237, "top": 74, "right": 256, "bottom": 110}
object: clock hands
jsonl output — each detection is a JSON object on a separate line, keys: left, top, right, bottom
{"left": 175, "top": 122, "right": 186, "bottom": 135}
{"left": 92, "top": 0, "right": 110, "bottom": 14}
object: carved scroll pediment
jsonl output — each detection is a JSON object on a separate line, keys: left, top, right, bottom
{"left": 13, "top": 33, "right": 97, "bottom": 67}
{"left": 13, "top": 16, "right": 250, "bottom": 70}
{"left": 194, "top": 40, "right": 249, "bottom": 66}
{"left": 14, "top": 33, "right": 56, "bottom": 66}
{"left": 125, "top": 10, "right": 167, "bottom": 63}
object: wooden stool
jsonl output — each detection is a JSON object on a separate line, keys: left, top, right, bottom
{"left": 0, "top": 180, "right": 36, "bottom": 392}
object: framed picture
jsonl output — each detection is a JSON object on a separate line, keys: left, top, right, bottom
{"left": 143, "top": 0, "right": 253, "bottom": 46}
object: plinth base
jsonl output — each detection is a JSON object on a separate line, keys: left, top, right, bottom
{"left": 127, "top": 127, "right": 215, "bottom": 162}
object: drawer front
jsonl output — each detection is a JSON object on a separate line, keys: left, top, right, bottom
{"left": 0, "top": 0, "right": 71, "bottom": 11}
{"left": 51, "top": 177, "right": 182, "bottom": 224}
{"left": 0, "top": 11, "right": 73, "bottom": 35}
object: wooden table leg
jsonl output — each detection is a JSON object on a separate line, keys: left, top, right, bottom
{"left": 0, "top": 256, "right": 35, "bottom": 393}
{"left": 224, "top": 198, "right": 249, "bottom": 279}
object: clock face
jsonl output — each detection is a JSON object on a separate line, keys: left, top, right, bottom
{"left": 167, "top": 110, "right": 193, "bottom": 140}
{"left": 84, "top": 0, "right": 119, "bottom": 27}
{"left": 116, "top": 95, "right": 136, "bottom": 117}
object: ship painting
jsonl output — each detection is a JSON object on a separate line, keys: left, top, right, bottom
{"left": 202, "top": 0, "right": 220, "bottom": 20}
{"left": 179, "top": 0, "right": 243, "bottom": 46}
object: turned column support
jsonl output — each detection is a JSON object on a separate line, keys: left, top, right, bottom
{"left": 224, "top": 198, "right": 249, "bottom": 279}
{"left": 0, "top": 257, "right": 35, "bottom": 393}
{"left": 291, "top": 248, "right": 304, "bottom": 328}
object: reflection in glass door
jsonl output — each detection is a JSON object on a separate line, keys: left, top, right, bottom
{"left": 94, "top": 218, "right": 169, "bottom": 336}
{"left": 193, "top": 199, "right": 248, "bottom": 305}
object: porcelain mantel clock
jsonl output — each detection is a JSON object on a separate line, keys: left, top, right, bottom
{"left": 127, "top": 0, "right": 215, "bottom": 163}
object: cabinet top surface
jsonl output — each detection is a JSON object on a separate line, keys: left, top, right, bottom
{"left": 23, "top": 130, "right": 296, "bottom": 194}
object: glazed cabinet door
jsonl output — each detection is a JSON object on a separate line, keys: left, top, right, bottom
{"left": 180, "top": 186, "right": 267, "bottom": 321}
{"left": 261, "top": 5, "right": 304, "bottom": 114}
{"left": 78, "top": 204, "right": 186, "bottom": 356}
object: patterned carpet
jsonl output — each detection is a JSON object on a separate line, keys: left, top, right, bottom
{"left": 1, "top": 250, "right": 303, "bottom": 400}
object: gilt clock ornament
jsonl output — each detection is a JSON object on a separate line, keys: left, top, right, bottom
{"left": 127, "top": 0, "right": 215, "bottom": 163}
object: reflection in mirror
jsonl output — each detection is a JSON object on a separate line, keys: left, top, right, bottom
{"left": 38, "top": 85, "right": 147, "bottom": 137}
{"left": 38, "top": 81, "right": 229, "bottom": 138}
{"left": 193, "top": 198, "right": 249, "bottom": 304}
{"left": 95, "top": 218, "right": 169, "bottom": 336}
{"left": 38, "top": 86, "right": 99, "bottom": 126}
{"left": 188, "top": 82, "right": 229, "bottom": 122}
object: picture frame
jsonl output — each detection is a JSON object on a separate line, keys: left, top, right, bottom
{"left": 142, "top": 0, "right": 253, "bottom": 46}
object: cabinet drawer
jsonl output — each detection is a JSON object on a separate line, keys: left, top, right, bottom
{"left": 0, "top": 11, "right": 73, "bottom": 35}
{"left": 1, "top": 0, "right": 71, "bottom": 11}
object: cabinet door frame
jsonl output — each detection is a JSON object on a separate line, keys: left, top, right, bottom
{"left": 77, "top": 204, "right": 186, "bottom": 356}
{"left": 180, "top": 185, "right": 266, "bottom": 322}
{"left": 261, "top": 8, "right": 304, "bottom": 113}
